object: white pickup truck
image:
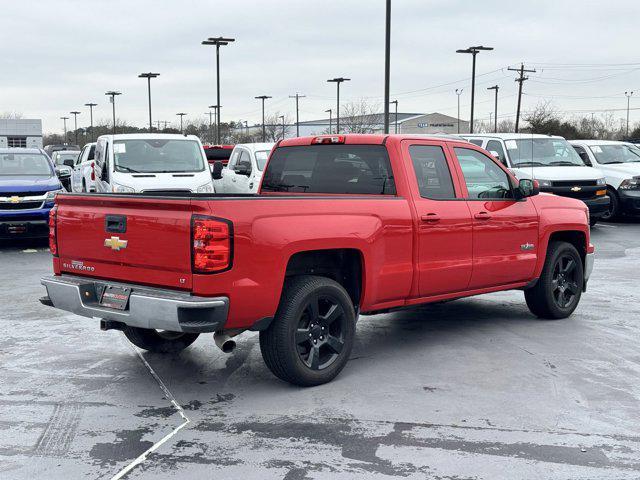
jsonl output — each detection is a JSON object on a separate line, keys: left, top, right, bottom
{"left": 71, "top": 142, "right": 96, "bottom": 192}
{"left": 212, "top": 143, "right": 274, "bottom": 193}
{"left": 461, "top": 133, "right": 608, "bottom": 225}
{"left": 569, "top": 140, "right": 640, "bottom": 220}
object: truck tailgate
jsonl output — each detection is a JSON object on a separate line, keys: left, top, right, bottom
{"left": 55, "top": 195, "right": 195, "bottom": 290}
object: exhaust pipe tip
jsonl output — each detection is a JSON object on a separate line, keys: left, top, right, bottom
{"left": 214, "top": 332, "right": 237, "bottom": 353}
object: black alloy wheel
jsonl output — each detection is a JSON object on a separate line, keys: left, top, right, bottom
{"left": 551, "top": 254, "right": 580, "bottom": 309}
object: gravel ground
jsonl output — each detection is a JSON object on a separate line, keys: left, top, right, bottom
{"left": 1, "top": 221, "right": 639, "bottom": 480}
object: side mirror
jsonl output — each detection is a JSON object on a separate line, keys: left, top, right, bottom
{"left": 517, "top": 178, "right": 539, "bottom": 199}
{"left": 211, "top": 161, "right": 224, "bottom": 180}
{"left": 235, "top": 162, "right": 251, "bottom": 176}
{"left": 55, "top": 167, "right": 70, "bottom": 178}
{"left": 489, "top": 150, "right": 501, "bottom": 161}
{"left": 63, "top": 159, "right": 75, "bottom": 167}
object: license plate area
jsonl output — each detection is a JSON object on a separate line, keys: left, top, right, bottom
{"left": 98, "top": 285, "right": 131, "bottom": 310}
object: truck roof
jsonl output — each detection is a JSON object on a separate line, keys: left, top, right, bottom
{"left": 96, "top": 133, "right": 200, "bottom": 141}
{"left": 235, "top": 142, "right": 275, "bottom": 152}
{"left": 278, "top": 133, "right": 465, "bottom": 147}
{"left": 0, "top": 147, "right": 45, "bottom": 154}
{"left": 460, "top": 133, "right": 565, "bottom": 140}
{"left": 569, "top": 139, "right": 628, "bottom": 146}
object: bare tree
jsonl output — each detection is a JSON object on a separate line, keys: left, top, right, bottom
{"left": 0, "top": 111, "right": 23, "bottom": 119}
{"left": 263, "top": 112, "right": 293, "bottom": 142}
{"left": 340, "top": 99, "right": 382, "bottom": 134}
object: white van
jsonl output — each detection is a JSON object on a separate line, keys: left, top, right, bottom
{"left": 212, "top": 142, "right": 274, "bottom": 194}
{"left": 461, "top": 133, "right": 608, "bottom": 225}
{"left": 569, "top": 140, "right": 640, "bottom": 220}
{"left": 94, "top": 134, "right": 214, "bottom": 194}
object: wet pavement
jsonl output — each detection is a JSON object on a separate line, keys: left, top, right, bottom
{"left": 1, "top": 222, "right": 639, "bottom": 479}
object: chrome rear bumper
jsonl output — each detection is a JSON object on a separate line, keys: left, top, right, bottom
{"left": 41, "top": 274, "right": 228, "bottom": 333}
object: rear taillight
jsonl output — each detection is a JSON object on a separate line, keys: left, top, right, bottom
{"left": 90, "top": 162, "right": 95, "bottom": 181}
{"left": 49, "top": 206, "right": 58, "bottom": 256}
{"left": 192, "top": 215, "right": 232, "bottom": 273}
{"left": 312, "top": 135, "right": 345, "bottom": 144}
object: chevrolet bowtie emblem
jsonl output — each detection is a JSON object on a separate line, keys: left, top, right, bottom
{"left": 8, "top": 196, "right": 20, "bottom": 203}
{"left": 571, "top": 186, "right": 582, "bottom": 192}
{"left": 104, "top": 236, "right": 128, "bottom": 251}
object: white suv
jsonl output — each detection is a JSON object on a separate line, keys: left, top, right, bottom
{"left": 461, "top": 133, "right": 608, "bottom": 225}
{"left": 569, "top": 140, "right": 640, "bottom": 220}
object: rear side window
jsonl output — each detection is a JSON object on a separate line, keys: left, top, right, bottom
{"left": 408, "top": 145, "right": 455, "bottom": 199}
{"left": 468, "top": 139, "right": 484, "bottom": 146}
{"left": 262, "top": 145, "right": 396, "bottom": 195}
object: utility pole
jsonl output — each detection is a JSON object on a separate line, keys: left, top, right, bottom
{"left": 325, "top": 109, "right": 332, "bottom": 134}
{"left": 456, "top": 45, "right": 493, "bottom": 134}
{"left": 383, "top": 0, "right": 391, "bottom": 133}
{"left": 508, "top": 63, "right": 536, "bottom": 133}
{"left": 60, "top": 117, "right": 69, "bottom": 143}
{"left": 208, "top": 105, "right": 219, "bottom": 143}
{"left": 327, "top": 77, "right": 350, "bottom": 133}
{"left": 176, "top": 113, "right": 187, "bottom": 134}
{"left": 288, "top": 93, "right": 306, "bottom": 136}
{"left": 156, "top": 120, "right": 162, "bottom": 131}
{"left": 455, "top": 89, "right": 463, "bottom": 133}
{"left": 279, "top": 115, "right": 285, "bottom": 140}
{"left": 202, "top": 36, "right": 235, "bottom": 144}
{"left": 625, "top": 91, "right": 634, "bottom": 137}
{"left": 487, "top": 85, "right": 499, "bottom": 133}
{"left": 70, "top": 111, "right": 81, "bottom": 144}
{"left": 254, "top": 95, "right": 271, "bottom": 142}
{"left": 105, "top": 91, "right": 122, "bottom": 134}
{"left": 84, "top": 103, "right": 97, "bottom": 141}
{"left": 138, "top": 72, "right": 160, "bottom": 131}
{"left": 390, "top": 100, "right": 398, "bottom": 134}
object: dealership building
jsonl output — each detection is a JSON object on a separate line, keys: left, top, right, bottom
{"left": 0, "top": 118, "right": 43, "bottom": 148}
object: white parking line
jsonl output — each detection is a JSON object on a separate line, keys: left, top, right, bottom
{"left": 110, "top": 340, "right": 190, "bottom": 480}
{"left": 596, "top": 224, "right": 617, "bottom": 228}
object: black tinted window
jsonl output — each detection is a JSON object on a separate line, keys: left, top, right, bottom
{"left": 262, "top": 145, "right": 396, "bottom": 194}
{"left": 409, "top": 145, "right": 455, "bottom": 199}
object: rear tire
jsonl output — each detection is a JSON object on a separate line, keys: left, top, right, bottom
{"left": 525, "top": 241, "right": 583, "bottom": 319}
{"left": 259, "top": 275, "right": 356, "bottom": 387}
{"left": 601, "top": 188, "right": 619, "bottom": 221}
{"left": 122, "top": 326, "right": 199, "bottom": 353}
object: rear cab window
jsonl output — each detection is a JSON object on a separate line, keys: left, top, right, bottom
{"left": 261, "top": 145, "right": 396, "bottom": 195}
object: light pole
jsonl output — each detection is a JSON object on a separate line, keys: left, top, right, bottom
{"left": 325, "top": 108, "right": 332, "bottom": 134}
{"left": 383, "top": 0, "right": 391, "bottom": 133}
{"left": 208, "top": 105, "right": 219, "bottom": 143}
{"left": 456, "top": 45, "right": 493, "bottom": 134}
{"left": 84, "top": 103, "right": 97, "bottom": 141}
{"left": 202, "top": 36, "right": 235, "bottom": 144}
{"left": 243, "top": 120, "right": 249, "bottom": 137}
{"left": 327, "top": 77, "right": 350, "bottom": 133}
{"left": 279, "top": 115, "right": 285, "bottom": 140}
{"left": 176, "top": 113, "right": 187, "bottom": 134}
{"left": 455, "top": 88, "right": 463, "bottom": 133}
{"left": 60, "top": 116, "right": 69, "bottom": 143}
{"left": 254, "top": 95, "right": 271, "bottom": 142}
{"left": 390, "top": 100, "right": 398, "bottom": 133}
{"left": 70, "top": 111, "right": 81, "bottom": 144}
{"left": 138, "top": 72, "right": 159, "bottom": 132}
{"left": 625, "top": 91, "right": 634, "bottom": 137}
{"left": 105, "top": 91, "right": 122, "bottom": 134}
{"left": 487, "top": 85, "right": 499, "bottom": 133}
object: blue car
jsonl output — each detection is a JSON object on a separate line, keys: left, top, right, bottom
{"left": 0, "top": 148, "right": 65, "bottom": 239}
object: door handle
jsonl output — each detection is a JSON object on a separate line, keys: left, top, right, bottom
{"left": 474, "top": 211, "right": 492, "bottom": 220}
{"left": 421, "top": 213, "right": 440, "bottom": 222}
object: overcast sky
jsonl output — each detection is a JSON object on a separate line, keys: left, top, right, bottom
{"left": 2, "top": 0, "right": 640, "bottom": 134}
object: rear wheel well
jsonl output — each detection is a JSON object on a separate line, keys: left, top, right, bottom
{"left": 548, "top": 230, "right": 586, "bottom": 263}
{"left": 284, "top": 249, "right": 363, "bottom": 308}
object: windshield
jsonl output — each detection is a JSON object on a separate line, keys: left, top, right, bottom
{"left": 113, "top": 139, "right": 206, "bottom": 173}
{"left": 255, "top": 150, "right": 270, "bottom": 171}
{"left": 590, "top": 144, "right": 640, "bottom": 164}
{"left": 0, "top": 153, "right": 53, "bottom": 176}
{"left": 507, "top": 138, "right": 585, "bottom": 167}
{"left": 53, "top": 152, "right": 79, "bottom": 165}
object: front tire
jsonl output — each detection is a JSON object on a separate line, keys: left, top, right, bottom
{"left": 601, "top": 188, "right": 619, "bottom": 221}
{"left": 122, "top": 326, "right": 199, "bottom": 353}
{"left": 260, "top": 275, "right": 356, "bottom": 387}
{"left": 525, "top": 241, "right": 584, "bottom": 319}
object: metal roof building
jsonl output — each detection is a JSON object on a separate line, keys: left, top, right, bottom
{"left": 0, "top": 119, "right": 43, "bottom": 148}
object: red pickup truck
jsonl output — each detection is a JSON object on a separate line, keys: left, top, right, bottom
{"left": 41, "top": 134, "right": 594, "bottom": 386}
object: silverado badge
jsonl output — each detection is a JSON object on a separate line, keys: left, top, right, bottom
{"left": 570, "top": 186, "right": 582, "bottom": 192}
{"left": 104, "top": 236, "right": 128, "bottom": 251}
{"left": 521, "top": 243, "right": 535, "bottom": 251}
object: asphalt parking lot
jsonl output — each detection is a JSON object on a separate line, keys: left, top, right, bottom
{"left": 1, "top": 222, "right": 639, "bottom": 480}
